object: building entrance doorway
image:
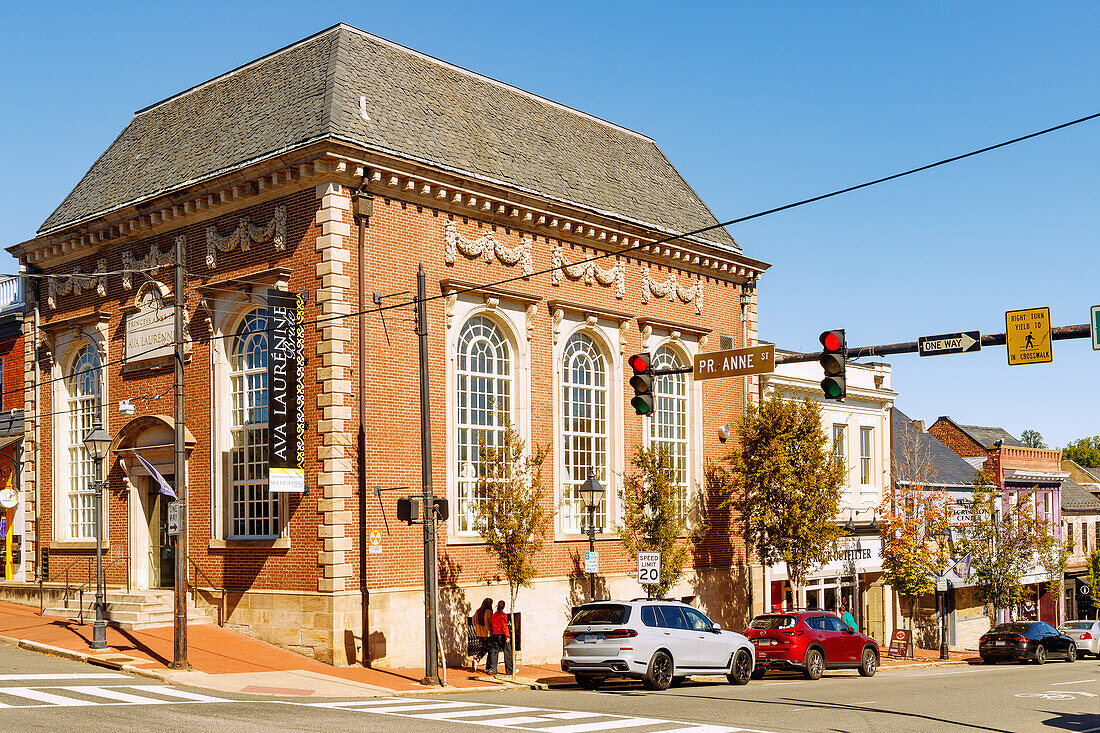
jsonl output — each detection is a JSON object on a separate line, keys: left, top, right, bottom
{"left": 146, "top": 484, "right": 175, "bottom": 589}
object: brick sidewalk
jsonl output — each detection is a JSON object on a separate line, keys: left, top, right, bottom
{"left": 0, "top": 599, "right": 977, "bottom": 695}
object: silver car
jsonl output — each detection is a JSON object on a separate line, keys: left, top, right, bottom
{"left": 1058, "top": 620, "right": 1100, "bottom": 657}
{"left": 561, "top": 600, "right": 755, "bottom": 690}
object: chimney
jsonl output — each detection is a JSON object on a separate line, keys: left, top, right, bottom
{"left": 912, "top": 420, "right": 924, "bottom": 432}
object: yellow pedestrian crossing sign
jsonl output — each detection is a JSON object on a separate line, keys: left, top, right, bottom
{"left": 1005, "top": 307, "right": 1052, "bottom": 365}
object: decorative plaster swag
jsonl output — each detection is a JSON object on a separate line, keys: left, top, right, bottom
{"left": 206, "top": 205, "right": 287, "bottom": 268}
{"left": 444, "top": 220, "right": 532, "bottom": 276}
{"left": 550, "top": 242, "right": 625, "bottom": 298}
{"left": 641, "top": 266, "right": 703, "bottom": 315}
{"left": 47, "top": 259, "right": 107, "bottom": 309}
{"left": 121, "top": 240, "right": 176, "bottom": 289}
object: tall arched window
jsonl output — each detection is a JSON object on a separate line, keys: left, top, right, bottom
{"left": 561, "top": 332, "right": 608, "bottom": 532}
{"left": 66, "top": 346, "right": 101, "bottom": 539}
{"left": 229, "top": 310, "right": 278, "bottom": 537}
{"left": 455, "top": 316, "right": 512, "bottom": 533}
{"left": 650, "top": 345, "right": 689, "bottom": 516}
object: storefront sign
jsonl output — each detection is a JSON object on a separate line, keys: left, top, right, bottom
{"left": 888, "top": 628, "right": 912, "bottom": 658}
{"left": 772, "top": 537, "right": 884, "bottom": 578}
{"left": 125, "top": 289, "right": 174, "bottom": 362}
{"left": 267, "top": 290, "right": 307, "bottom": 493}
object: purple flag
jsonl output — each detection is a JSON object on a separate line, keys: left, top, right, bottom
{"left": 134, "top": 453, "right": 177, "bottom": 500}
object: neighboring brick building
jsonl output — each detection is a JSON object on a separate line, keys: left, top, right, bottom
{"left": 1059, "top": 464, "right": 1100, "bottom": 620}
{"left": 2, "top": 25, "right": 770, "bottom": 667}
{"left": 928, "top": 416, "right": 1065, "bottom": 624}
{"left": 0, "top": 276, "right": 24, "bottom": 581}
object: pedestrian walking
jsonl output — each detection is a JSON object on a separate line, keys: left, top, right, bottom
{"left": 839, "top": 600, "right": 857, "bottom": 632}
{"left": 471, "top": 598, "right": 493, "bottom": 672}
{"left": 487, "top": 599, "right": 514, "bottom": 676}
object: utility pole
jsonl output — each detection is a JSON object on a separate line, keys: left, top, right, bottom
{"left": 172, "top": 232, "right": 189, "bottom": 669}
{"left": 416, "top": 265, "right": 440, "bottom": 685}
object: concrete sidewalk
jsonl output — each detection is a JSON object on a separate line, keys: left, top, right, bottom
{"left": 0, "top": 599, "right": 978, "bottom": 698}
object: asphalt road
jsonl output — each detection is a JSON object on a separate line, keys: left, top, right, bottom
{"left": 1, "top": 642, "right": 1098, "bottom": 733}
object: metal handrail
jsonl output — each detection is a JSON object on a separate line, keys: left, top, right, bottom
{"left": 186, "top": 554, "right": 226, "bottom": 626}
{"left": 58, "top": 556, "right": 130, "bottom": 624}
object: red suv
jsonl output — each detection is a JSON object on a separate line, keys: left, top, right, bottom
{"left": 744, "top": 612, "right": 880, "bottom": 680}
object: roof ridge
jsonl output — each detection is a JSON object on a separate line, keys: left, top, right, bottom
{"left": 134, "top": 24, "right": 343, "bottom": 116}
{"left": 337, "top": 23, "right": 653, "bottom": 142}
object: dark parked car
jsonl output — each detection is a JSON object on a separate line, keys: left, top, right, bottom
{"left": 743, "top": 612, "right": 880, "bottom": 680}
{"left": 979, "top": 621, "right": 1077, "bottom": 664}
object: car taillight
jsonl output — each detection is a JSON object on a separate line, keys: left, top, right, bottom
{"left": 604, "top": 629, "right": 638, "bottom": 638}
{"left": 563, "top": 631, "right": 576, "bottom": 639}
{"left": 782, "top": 630, "right": 805, "bottom": 637}
{"left": 1081, "top": 632, "right": 1093, "bottom": 640}
{"left": 1015, "top": 636, "right": 1029, "bottom": 643}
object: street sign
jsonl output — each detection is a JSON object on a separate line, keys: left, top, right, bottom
{"left": 917, "top": 331, "right": 981, "bottom": 357}
{"left": 693, "top": 344, "right": 775, "bottom": 381}
{"left": 167, "top": 501, "right": 181, "bottom": 536}
{"left": 936, "top": 575, "right": 947, "bottom": 592}
{"left": 584, "top": 550, "right": 599, "bottom": 573}
{"left": 637, "top": 551, "right": 662, "bottom": 586}
{"left": 1005, "top": 307, "right": 1052, "bottom": 365}
{"left": 368, "top": 529, "right": 383, "bottom": 554}
{"left": 1091, "top": 305, "right": 1099, "bottom": 350}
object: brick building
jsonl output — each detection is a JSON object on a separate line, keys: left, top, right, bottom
{"left": 0, "top": 276, "right": 24, "bottom": 581}
{"left": 928, "top": 416, "right": 1065, "bottom": 623}
{"left": 1059, "top": 461, "right": 1100, "bottom": 620}
{"left": 3, "top": 25, "right": 769, "bottom": 667}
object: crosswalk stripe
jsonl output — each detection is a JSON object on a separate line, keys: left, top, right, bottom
{"left": 469, "top": 716, "right": 557, "bottom": 726}
{"left": 363, "top": 702, "right": 479, "bottom": 713}
{"left": 0, "top": 674, "right": 130, "bottom": 681}
{"left": 124, "top": 685, "right": 230, "bottom": 703}
{"left": 62, "top": 686, "right": 166, "bottom": 704}
{"left": 316, "top": 698, "right": 424, "bottom": 708}
{"left": 539, "top": 712, "right": 601, "bottom": 720}
{"left": 537, "top": 717, "right": 667, "bottom": 733}
{"left": 0, "top": 687, "right": 89, "bottom": 706}
{"left": 416, "top": 706, "right": 542, "bottom": 719}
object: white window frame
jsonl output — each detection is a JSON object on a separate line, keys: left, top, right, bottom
{"left": 50, "top": 332, "right": 107, "bottom": 546}
{"left": 559, "top": 330, "right": 611, "bottom": 534}
{"left": 648, "top": 342, "right": 693, "bottom": 520}
{"left": 66, "top": 345, "right": 101, "bottom": 540}
{"left": 859, "top": 426, "right": 873, "bottom": 486}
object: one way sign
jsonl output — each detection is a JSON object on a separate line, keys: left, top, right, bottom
{"left": 918, "top": 331, "right": 982, "bottom": 357}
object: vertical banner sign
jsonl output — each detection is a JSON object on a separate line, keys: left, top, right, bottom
{"left": 267, "top": 290, "right": 307, "bottom": 493}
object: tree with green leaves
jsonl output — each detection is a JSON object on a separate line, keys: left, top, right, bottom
{"left": 958, "top": 471, "right": 1063, "bottom": 619}
{"left": 619, "top": 443, "right": 705, "bottom": 598}
{"left": 473, "top": 422, "right": 551, "bottom": 677}
{"left": 719, "top": 392, "right": 845, "bottom": 595}
{"left": 1086, "top": 549, "right": 1100, "bottom": 615}
{"left": 1021, "top": 430, "right": 1047, "bottom": 449}
{"left": 1063, "top": 436, "right": 1100, "bottom": 468}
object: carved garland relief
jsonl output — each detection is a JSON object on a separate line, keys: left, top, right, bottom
{"left": 47, "top": 259, "right": 107, "bottom": 310}
{"left": 640, "top": 266, "right": 703, "bottom": 315}
{"left": 444, "top": 220, "right": 533, "bottom": 276}
{"left": 206, "top": 205, "right": 287, "bottom": 268}
{"left": 121, "top": 239, "right": 176, "bottom": 289}
{"left": 550, "top": 242, "right": 625, "bottom": 298}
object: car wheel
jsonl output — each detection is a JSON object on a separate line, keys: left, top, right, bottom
{"left": 750, "top": 667, "right": 767, "bottom": 680}
{"left": 727, "top": 649, "right": 753, "bottom": 686}
{"left": 1066, "top": 643, "right": 1077, "bottom": 663}
{"left": 575, "top": 675, "right": 603, "bottom": 690}
{"left": 858, "top": 646, "right": 878, "bottom": 677}
{"left": 803, "top": 648, "right": 825, "bottom": 680}
{"left": 643, "top": 650, "right": 674, "bottom": 691}
{"left": 1034, "top": 645, "right": 1046, "bottom": 665}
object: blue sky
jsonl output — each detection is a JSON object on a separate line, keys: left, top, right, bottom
{"left": 2, "top": 2, "right": 1097, "bottom": 447}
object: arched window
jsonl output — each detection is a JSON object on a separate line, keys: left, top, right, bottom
{"left": 561, "top": 332, "right": 608, "bottom": 532}
{"left": 66, "top": 346, "right": 101, "bottom": 539}
{"left": 650, "top": 345, "right": 689, "bottom": 516}
{"left": 455, "top": 316, "right": 512, "bottom": 532}
{"left": 229, "top": 310, "right": 278, "bottom": 537}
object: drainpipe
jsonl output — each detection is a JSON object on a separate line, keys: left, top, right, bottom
{"left": 739, "top": 281, "right": 755, "bottom": 616}
{"left": 28, "top": 266, "right": 41, "bottom": 583}
{"left": 353, "top": 186, "right": 372, "bottom": 666}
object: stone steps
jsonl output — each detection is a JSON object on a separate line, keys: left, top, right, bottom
{"left": 41, "top": 588, "right": 215, "bottom": 630}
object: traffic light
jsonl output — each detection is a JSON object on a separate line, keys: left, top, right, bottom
{"left": 819, "top": 329, "right": 846, "bottom": 400}
{"left": 628, "top": 352, "right": 654, "bottom": 416}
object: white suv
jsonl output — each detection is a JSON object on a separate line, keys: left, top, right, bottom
{"left": 561, "top": 599, "right": 755, "bottom": 690}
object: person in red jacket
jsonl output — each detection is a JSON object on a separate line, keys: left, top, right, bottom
{"left": 487, "top": 600, "right": 514, "bottom": 676}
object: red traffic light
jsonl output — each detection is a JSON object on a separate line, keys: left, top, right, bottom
{"left": 819, "top": 330, "right": 844, "bottom": 352}
{"left": 629, "top": 353, "right": 651, "bottom": 373}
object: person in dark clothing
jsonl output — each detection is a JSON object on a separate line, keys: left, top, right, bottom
{"left": 487, "top": 600, "right": 514, "bottom": 676}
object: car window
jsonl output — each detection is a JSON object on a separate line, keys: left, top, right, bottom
{"left": 826, "top": 616, "right": 848, "bottom": 633}
{"left": 641, "top": 606, "right": 660, "bottom": 627}
{"left": 991, "top": 623, "right": 1030, "bottom": 634}
{"left": 1038, "top": 622, "right": 1058, "bottom": 635}
{"left": 683, "top": 608, "right": 713, "bottom": 631}
{"left": 658, "top": 606, "right": 690, "bottom": 630}
{"left": 749, "top": 615, "right": 797, "bottom": 629}
{"left": 1061, "top": 621, "right": 1094, "bottom": 630}
{"left": 806, "top": 616, "right": 826, "bottom": 631}
{"left": 571, "top": 605, "right": 629, "bottom": 625}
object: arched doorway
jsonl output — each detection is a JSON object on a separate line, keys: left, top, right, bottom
{"left": 111, "top": 415, "right": 194, "bottom": 590}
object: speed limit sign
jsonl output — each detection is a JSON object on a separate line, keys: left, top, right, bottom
{"left": 638, "top": 552, "right": 662, "bottom": 586}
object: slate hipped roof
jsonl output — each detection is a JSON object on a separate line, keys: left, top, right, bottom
{"left": 1061, "top": 477, "right": 1100, "bottom": 513}
{"left": 893, "top": 409, "right": 979, "bottom": 486}
{"left": 934, "top": 416, "right": 1026, "bottom": 449}
{"left": 39, "top": 24, "right": 738, "bottom": 252}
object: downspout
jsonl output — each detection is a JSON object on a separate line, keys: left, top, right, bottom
{"left": 29, "top": 267, "right": 41, "bottom": 583}
{"left": 739, "top": 281, "right": 755, "bottom": 616}
{"left": 353, "top": 185, "right": 372, "bottom": 666}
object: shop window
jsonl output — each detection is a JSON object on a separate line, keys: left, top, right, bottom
{"left": 560, "top": 333, "right": 609, "bottom": 533}
{"left": 650, "top": 346, "right": 689, "bottom": 518}
{"left": 455, "top": 316, "right": 513, "bottom": 533}
{"left": 228, "top": 309, "right": 279, "bottom": 538}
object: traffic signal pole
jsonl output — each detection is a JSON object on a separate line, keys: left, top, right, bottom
{"left": 775, "top": 323, "right": 1091, "bottom": 365}
{"left": 416, "top": 265, "right": 441, "bottom": 686}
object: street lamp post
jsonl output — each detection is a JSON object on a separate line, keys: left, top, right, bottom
{"left": 933, "top": 528, "right": 954, "bottom": 661}
{"left": 83, "top": 415, "right": 113, "bottom": 651}
{"left": 579, "top": 468, "right": 605, "bottom": 602}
